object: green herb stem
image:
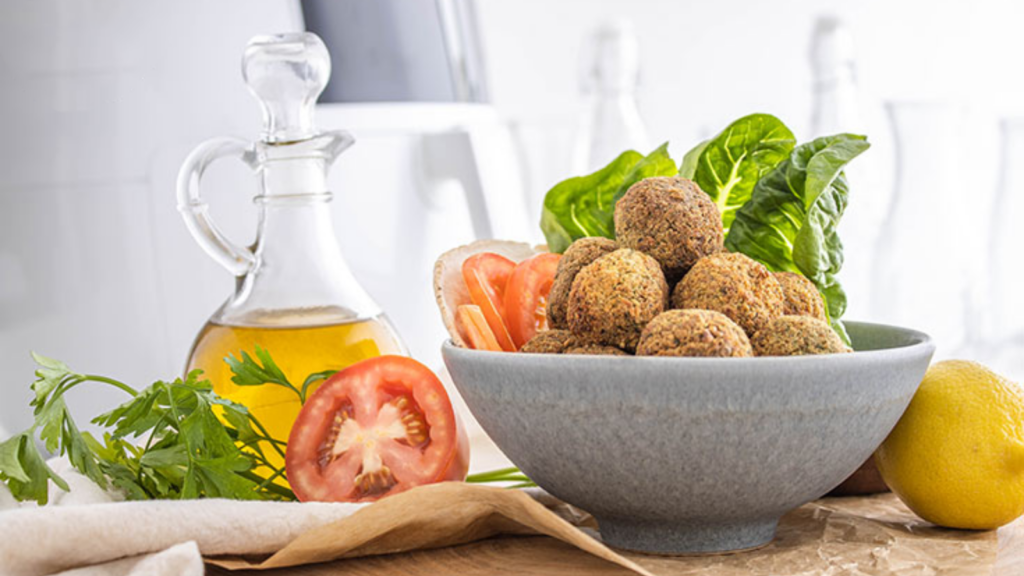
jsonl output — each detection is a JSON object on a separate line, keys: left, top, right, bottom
{"left": 465, "top": 466, "right": 521, "bottom": 481}
{"left": 246, "top": 414, "right": 288, "bottom": 461}
{"left": 466, "top": 467, "right": 533, "bottom": 485}
{"left": 81, "top": 375, "right": 139, "bottom": 397}
{"left": 238, "top": 470, "right": 295, "bottom": 500}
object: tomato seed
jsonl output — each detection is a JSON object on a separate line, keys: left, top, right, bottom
{"left": 355, "top": 466, "right": 397, "bottom": 496}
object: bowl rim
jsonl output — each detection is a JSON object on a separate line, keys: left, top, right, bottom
{"left": 441, "top": 320, "right": 934, "bottom": 366}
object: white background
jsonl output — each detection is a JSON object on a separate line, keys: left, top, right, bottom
{"left": 0, "top": 0, "right": 1022, "bottom": 438}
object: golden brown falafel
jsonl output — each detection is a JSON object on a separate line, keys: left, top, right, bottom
{"left": 774, "top": 271, "right": 827, "bottom": 321}
{"left": 564, "top": 344, "right": 630, "bottom": 356}
{"left": 637, "top": 309, "right": 753, "bottom": 357}
{"left": 614, "top": 177, "right": 724, "bottom": 280}
{"left": 547, "top": 237, "right": 619, "bottom": 329}
{"left": 568, "top": 248, "right": 669, "bottom": 351}
{"left": 751, "top": 316, "right": 852, "bottom": 356}
{"left": 672, "top": 252, "right": 784, "bottom": 336}
{"left": 519, "top": 329, "right": 577, "bottom": 354}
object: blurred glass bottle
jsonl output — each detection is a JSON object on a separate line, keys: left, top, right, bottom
{"left": 808, "top": 16, "right": 881, "bottom": 321}
{"left": 872, "top": 102, "right": 969, "bottom": 353}
{"left": 984, "top": 119, "right": 1024, "bottom": 373}
{"left": 809, "top": 16, "right": 862, "bottom": 138}
{"left": 571, "top": 21, "right": 650, "bottom": 174}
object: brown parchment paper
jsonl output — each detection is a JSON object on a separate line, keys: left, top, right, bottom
{"left": 207, "top": 482, "right": 654, "bottom": 575}
{"left": 207, "top": 482, "right": 1018, "bottom": 576}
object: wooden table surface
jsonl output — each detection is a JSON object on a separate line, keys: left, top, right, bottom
{"left": 208, "top": 509, "right": 1024, "bottom": 576}
{"left": 210, "top": 523, "right": 1024, "bottom": 576}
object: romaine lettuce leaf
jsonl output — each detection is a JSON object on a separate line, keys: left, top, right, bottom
{"left": 540, "top": 143, "right": 677, "bottom": 253}
{"left": 680, "top": 113, "right": 795, "bottom": 234}
{"left": 725, "top": 134, "right": 870, "bottom": 343}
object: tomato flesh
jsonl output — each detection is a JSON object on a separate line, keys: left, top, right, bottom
{"left": 455, "top": 304, "right": 503, "bottom": 351}
{"left": 504, "top": 253, "right": 561, "bottom": 349}
{"left": 462, "top": 253, "right": 517, "bottom": 352}
{"left": 286, "top": 356, "right": 468, "bottom": 502}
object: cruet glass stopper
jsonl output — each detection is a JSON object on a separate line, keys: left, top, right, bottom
{"left": 177, "top": 32, "right": 350, "bottom": 276}
{"left": 242, "top": 32, "right": 331, "bottom": 144}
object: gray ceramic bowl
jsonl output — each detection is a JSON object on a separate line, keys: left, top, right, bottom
{"left": 443, "top": 321, "right": 934, "bottom": 554}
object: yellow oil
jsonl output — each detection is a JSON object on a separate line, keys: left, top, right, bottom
{"left": 185, "top": 309, "right": 405, "bottom": 476}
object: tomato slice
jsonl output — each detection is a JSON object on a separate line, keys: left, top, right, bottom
{"left": 504, "top": 253, "right": 561, "bottom": 349}
{"left": 286, "top": 356, "right": 469, "bottom": 503}
{"left": 455, "top": 304, "right": 503, "bottom": 351}
{"left": 462, "top": 253, "right": 516, "bottom": 352}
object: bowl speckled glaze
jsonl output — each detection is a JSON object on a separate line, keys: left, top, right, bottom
{"left": 443, "top": 321, "right": 934, "bottom": 554}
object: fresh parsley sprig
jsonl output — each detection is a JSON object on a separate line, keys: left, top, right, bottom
{"left": 225, "top": 345, "right": 336, "bottom": 405}
{"left": 0, "top": 350, "right": 314, "bottom": 504}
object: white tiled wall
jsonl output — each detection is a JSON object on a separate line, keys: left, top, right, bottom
{"left": 0, "top": 0, "right": 304, "bottom": 435}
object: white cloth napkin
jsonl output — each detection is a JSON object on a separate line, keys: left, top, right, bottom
{"left": 0, "top": 461, "right": 364, "bottom": 576}
{"left": 47, "top": 543, "right": 203, "bottom": 576}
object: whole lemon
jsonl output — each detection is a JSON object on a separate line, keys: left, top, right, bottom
{"left": 875, "top": 360, "right": 1024, "bottom": 529}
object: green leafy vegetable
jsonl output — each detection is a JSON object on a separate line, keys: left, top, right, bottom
{"left": 680, "top": 113, "right": 795, "bottom": 234}
{"left": 0, "top": 351, "right": 313, "bottom": 504}
{"left": 678, "top": 139, "right": 709, "bottom": 180}
{"left": 226, "top": 346, "right": 293, "bottom": 392}
{"left": 226, "top": 346, "right": 336, "bottom": 405}
{"left": 0, "top": 432, "right": 70, "bottom": 503}
{"left": 540, "top": 143, "right": 677, "bottom": 253}
{"left": 725, "top": 133, "right": 870, "bottom": 343}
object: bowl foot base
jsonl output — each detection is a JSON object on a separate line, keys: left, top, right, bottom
{"left": 596, "top": 516, "right": 778, "bottom": 555}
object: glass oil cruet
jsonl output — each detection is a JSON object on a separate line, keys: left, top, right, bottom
{"left": 176, "top": 33, "right": 406, "bottom": 473}
{"left": 571, "top": 20, "right": 649, "bottom": 174}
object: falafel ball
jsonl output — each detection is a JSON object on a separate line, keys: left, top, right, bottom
{"left": 547, "top": 237, "right": 619, "bottom": 329}
{"left": 774, "top": 271, "right": 827, "bottom": 321}
{"left": 637, "top": 309, "right": 753, "bottom": 357}
{"left": 567, "top": 248, "right": 669, "bottom": 351}
{"left": 614, "top": 177, "right": 724, "bottom": 280}
{"left": 564, "top": 344, "right": 630, "bottom": 356}
{"left": 751, "top": 315, "right": 852, "bottom": 356}
{"left": 520, "top": 329, "right": 577, "bottom": 354}
{"left": 672, "top": 252, "right": 784, "bottom": 336}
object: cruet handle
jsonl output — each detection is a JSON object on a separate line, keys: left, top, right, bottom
{"left": 175, "top": 137, "right": 258, "bottom": 276}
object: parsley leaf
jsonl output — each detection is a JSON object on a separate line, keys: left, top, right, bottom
{"left": 0, "top": 432, "right": 69, "bottom": 504}
{"left": 225, "top": 346, "right": 303, "bottom": 401}
{"left": 225, "top": 345, "right": 329, "bottom": 404}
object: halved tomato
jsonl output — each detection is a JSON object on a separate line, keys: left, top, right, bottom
{"left": 462, "top": 253, "right": 516, "bottom": 351}
{"left": 504, "top": 253, "right": 561, "bottom": 349}
{"left": 455, "top": 304, "right": 503, "bottom": 351}
{"left": 286, "top": 356, "right": 469, "bottom": 503}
